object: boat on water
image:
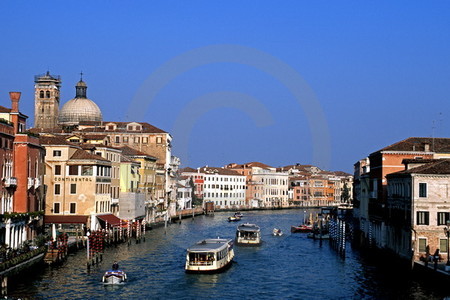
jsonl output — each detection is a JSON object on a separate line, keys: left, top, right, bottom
{"left": 273, "top": 228, "right": 283, "bottom": 236}
{"left": 236, "top": 223, "right": 261, "bottom": 245}
{"left": 185, "top": 238, "right": 235, "bottom": 273}
{"left": 291, "top": 224, "right": 313, "bottom": 233}
{"left": 102, "top": 270, "right": 127, "bottom": 284}
{"left": 234, "top": 212, "right": 243, "bottom": 218}
{"left": 228, "top": 216, "right": 241, "bottom": 222}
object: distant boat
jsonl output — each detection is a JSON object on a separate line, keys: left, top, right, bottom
{"left": 273, "top": 228, "right": 283, "bottom": 236}
{"left": 234, "top": 212, "right": 243, "bottom": 218}
{"left": 102, "top": 270, "right": 127, "bottom": 284}
{"left": 185, "top": 238, "right": 235, "bottom": 273}
{"left": 236, "top": 223, "right": 261, "bottom": 245}
{"left": 228, "top": 216, "right": 241, "bottom": 222}
{"left": 291, "top": 224, "right": 313, "bottom": 233}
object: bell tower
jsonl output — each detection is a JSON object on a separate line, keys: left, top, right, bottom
{"left": 34, "top": 72, "right": 61, "bottom": 129}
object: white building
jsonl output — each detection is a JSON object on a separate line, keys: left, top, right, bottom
{"left": 199, "top": 167, "right": 246, "bottom": 210}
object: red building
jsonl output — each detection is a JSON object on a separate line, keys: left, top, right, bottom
{"left": 0, "top": 92, "right": 45, "bottom": 248}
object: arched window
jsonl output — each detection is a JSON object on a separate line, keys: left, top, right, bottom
{"left": 46, "top": 91, "right": 50, "bottom": 98}
{"left": 39, "top": 91, "right": 44, "bottom": 98}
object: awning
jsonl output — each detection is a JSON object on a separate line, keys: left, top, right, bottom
{"left": 96, "top": 214, "right": 122, "bottom": 227}
{"left": 44, "top": 215, "right": 88, "bottom": 224}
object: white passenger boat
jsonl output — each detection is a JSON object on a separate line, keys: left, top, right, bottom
{"left": 102, "top": 270, "right": 127, "bottom": 284}
{"left": 236, "top": 223, "right": 262, "bottom": 245}
{"left": 185, "top": 238, "right": 235, "bottom": 273}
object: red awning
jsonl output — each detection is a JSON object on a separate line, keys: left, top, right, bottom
{"left": 96, "top": 214, "right": 122, "bottom": 227}
{"left": 44, "top": 215, "right": 88, "bottom": 224}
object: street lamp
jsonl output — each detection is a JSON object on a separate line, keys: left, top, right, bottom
{"left": 444, "top": 220, "right": 450, "bottom": 266}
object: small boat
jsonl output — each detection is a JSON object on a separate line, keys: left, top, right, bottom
{"left": 185, "top": 238, "right": 235, "bottom": 273}
{"left": 234, "top": 212, "right": 243, "bottom": 218}
{"left": 102, "top": 269, "right": 127, "bottom": 284}
{"left": 236, "top": 223, "right": 261, "bottom": 245}
{"left": 291, "top": 224, "right": 313, "bottom": 233}
{"left": 273, "top": 228, "right": 283, "bottom": 236}
{"left": 228, "top": 216, "right": 241, "bottom": 222}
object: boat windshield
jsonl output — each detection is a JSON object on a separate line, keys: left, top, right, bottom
{"left": 238, "top": 231, "right": 259, "bottom": 239}
{"left": 188, "top": 252, "right": 215, "bottom": 265}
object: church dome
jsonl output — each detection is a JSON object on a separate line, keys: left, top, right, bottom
{"left": 58, "top": 79, "right": 103, "bottom": 126}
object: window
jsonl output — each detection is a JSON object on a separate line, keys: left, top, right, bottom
{"left": 115, "top": 136, "right": 120, "bottom": 143}
{"left": 39, "top": 90, "right": 44, "bottom": 98}
{"left": 438, "top": 212, "right": 450, "bottom": 226}
{"left": 53, "top": 150, "right": 62, "bottom": 157}
{"left": 134, "top": 137, "right": 140, "bottom": 144}
{"left": 156, "top": 137, "right": 162, "bottom": 144}
{"left": 419, "top": 183, "right": 427, "bottom": 197}
{"left": 70, "top": 184, "right": 76, "bottom": 194}
{"left": 418, "top": 238, "right": 427, "bottom": 252}
{"left": 69, "top": 165, "right": 78, "bottom": 175}
{"left": 55, "top": 165, "right": 61, "bottom": 175}
{"left": 142, "top": 137, "right": 148, "bottom": 144}
{"left": 70, "top": 203, "right": 76, "bottom": 214}
{"left": 82, "top": 166, "right": 93, "bottom": 176}
{"left": 46, "top": 91, "right": 50, "bottom": 98}
{"left": 54, "top": 203, "right": 60, "bottom": 214}
{"left": 440, "top": 239, "right": 448, "bottom": 253}
{"left": 417, "top": 211, "right": 429, "bottom": 225}
{"left": 123, "top": 136, "right": 129, "bottom": 143}
{"left": 128, "top": 125, "right": 133, "bottom": 130}
{"left": 54, "top": 184, "right": 61, "bottom": 195}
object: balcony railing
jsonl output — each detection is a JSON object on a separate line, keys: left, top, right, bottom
{"left": 4, "top": 177, "right": 17, "bottom": 188}
{"left": 28, "top": 177, "right": 34, "bottom": 189}
{"left": 34, "top": 178, "right": 41, "bottom": 189}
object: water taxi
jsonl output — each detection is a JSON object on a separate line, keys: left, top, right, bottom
{"left": 235, "top": 223, "right": 261, "bottom": 245}
{"left": 185, "top": 238, "right": 235, "bottom": 273}
{"left": 102, "top": 269, "right": 127, "bottom": 284}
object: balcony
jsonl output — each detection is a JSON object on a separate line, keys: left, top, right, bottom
{"left": 3, "top": 177, "right": 17, "bottom": 188}
{"left": 34, "top": 178, "right": 41, "bottom": 189}
{"left": 28, "top": 177, "right": 34, "bottom": 189}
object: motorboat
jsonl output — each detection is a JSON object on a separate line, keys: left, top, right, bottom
{"left": 291, "top": 224, "right": 313, "bottom": 233}
{"left": 273, "top": 228, "right": 283, "bottom": 236}
{"left": 228, "top": 216, "right": 241, "bottom": 222}
{"left": 236, "top": 223, "right": 261, "bottom": 245}
{"left": 234, "top": 212, "right": 243, "bottom": 218}
{"left": 102, "top": 269, "right": 127, "bottom": 284}
{"left": 185, "top": 238, "right": 235, "bottom": 273}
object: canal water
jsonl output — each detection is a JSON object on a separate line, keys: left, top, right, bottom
{"left": 7, "top": 210, "right": 450, "bottom": 299}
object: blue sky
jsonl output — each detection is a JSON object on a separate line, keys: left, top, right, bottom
{"left": 1, "top": 1, "right": 449, "bottom": 172}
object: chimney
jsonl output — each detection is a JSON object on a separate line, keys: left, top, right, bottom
{"left": 424, "top": 143, "right": 430, "bottom": 152}
{"left": 9, "top": 92, "right": 21, "bottom": 113}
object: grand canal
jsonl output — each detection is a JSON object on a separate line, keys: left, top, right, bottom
{"left": 8, "top": 210, "right": 449, "bottom": 299}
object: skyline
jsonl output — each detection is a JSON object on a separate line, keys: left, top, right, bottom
{"left": 1, "top": 1, "right": 450, "bottom": 172}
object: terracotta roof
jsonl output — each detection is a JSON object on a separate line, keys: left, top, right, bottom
{"left": 70, "top": 149, "right": 109, "bottom": 161}
{"left": 29, "top": 127, "right": 64, "bottom": 134}
{"left": 390, "top": 159, "right": 450, "bottom": 175}
{"left": 0, "top": 106, "right": 11, "bottom": 113}
{"left": 377, "top": 137, "right": 450, "bottom": 153}
{"left": 226, "top": 162, "right": 273, "bottom": 169}
{"left": 199, "top": 166, "right": 243, "bottom": 176}
{"left": 333, "top": 171, "right": 352, "bottom": 177}
{"left": 77, "top": 121, "right": 167, "bottom": 134}
{"left": 120, "top": 154, "right": 139, "bottom": 163}
{"left": 119, "top": 145, "right": 157, "bottom": 160}
{"left": 82, "top": 134, "right": 107, "bottom": 140}
{"left": 39, "top": 135, "right": 77, "bottom": 146}
{"left": 180, "top": 167, "right": 197, "bottom": 173}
